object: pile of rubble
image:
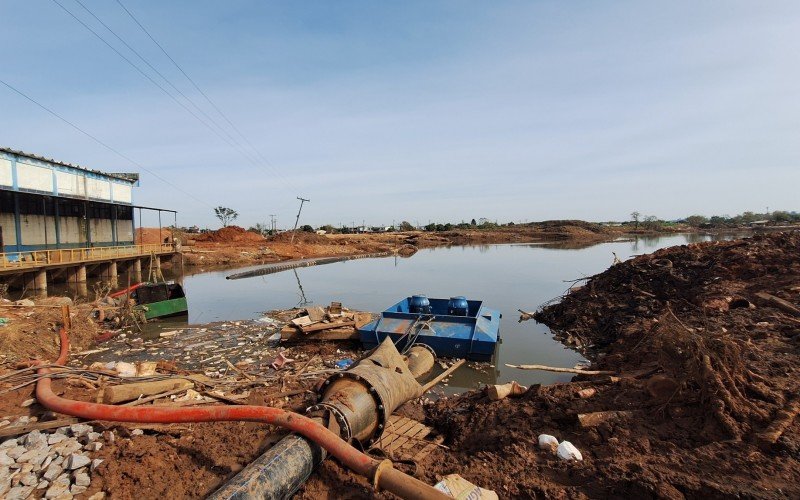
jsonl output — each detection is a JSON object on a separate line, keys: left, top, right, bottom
{"left": 414, "top": 232, "right": 800, "bottom": 498}
{"left": 1, "top": 422, "right": 106, "bottom": 499}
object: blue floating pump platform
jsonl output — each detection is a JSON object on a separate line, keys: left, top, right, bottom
{"left": 358, "top": 295, "right": 501, "bottom": 361}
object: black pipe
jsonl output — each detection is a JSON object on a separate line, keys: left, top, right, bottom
{"left": 207, "top": 434, "right": 323, "bottom": 500}
{"left": 210, "top": 341, "right": 434, "bottom": 499}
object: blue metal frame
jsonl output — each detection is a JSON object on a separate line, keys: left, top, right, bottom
{"left": 358, "top": 297, "right": 501, "bottom": 361}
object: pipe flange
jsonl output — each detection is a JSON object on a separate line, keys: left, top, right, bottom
{"left": 306, "top": 403, "right": 352, "bottom": 441}
{"left": 410, "top": 342, "right": 437, "bottom": 358}
{"left": 318, "top": 372, "right": 387, "bottom": 446}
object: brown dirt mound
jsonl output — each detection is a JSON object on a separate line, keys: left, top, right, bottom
{"left": 135, "top": 227, "right": 174, "bottom": 244}
{"left": 419, "top": 231, "right": 800, "bottom": 498}
{"left": 535, "top": 232, "right": 800, "bottom": 441}
{"left": 268, "top": 230, "right": 329, "bottom": 244}
{"left": 192, "top": 226, "right": 265, "bottom": 243}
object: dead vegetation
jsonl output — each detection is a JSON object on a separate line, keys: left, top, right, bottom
{"left": 415, "top": 231, "right": 800, "bottom": 498}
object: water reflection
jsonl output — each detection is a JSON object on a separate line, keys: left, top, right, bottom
{"left": 31, "top": 232, "right": 760, "bottom": 391}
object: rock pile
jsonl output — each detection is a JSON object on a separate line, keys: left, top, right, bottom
{"left": 0, "top": 422, "right": 107, "bottom": 500}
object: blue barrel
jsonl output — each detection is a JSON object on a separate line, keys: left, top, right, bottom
{"left": 448, "top": 296, "right": 469, "bottom": 316}
{"left": 409, "top": 295, "right": 432, "bottom": 314}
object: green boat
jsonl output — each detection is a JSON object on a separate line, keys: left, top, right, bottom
{"left": 131, "top": 282, "right": 188, "bottom": 320}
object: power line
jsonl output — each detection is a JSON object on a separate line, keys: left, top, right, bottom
{"left": 114, "top": 0, "right": 300, "bottom": 192}
{"left": 50, "top": 0, "right": 267, "bottom": 172}
{"left": 0, "top": 78, "right": 209, "bottom": 208}
{"left": 72, "top": 0, "right": 246, "bottom": 151}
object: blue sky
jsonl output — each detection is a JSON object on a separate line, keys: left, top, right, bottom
{"left": 1, "top": 1, "right": 799, "bottom": 228}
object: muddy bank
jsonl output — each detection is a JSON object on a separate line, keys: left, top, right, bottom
{"left": 174, "top": 221, "right": 686, "bottom": 269}
{"left": 413, "top": 232, "right": 800, "bottom": 498}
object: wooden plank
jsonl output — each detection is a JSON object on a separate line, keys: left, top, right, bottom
{"left": 0, "top": 418, "right": 80, "bottom": 438}
{"left": 386, "top": 422, "right": 429, "bottom": 452}
{"left": 755, "top": 292, "right": 800, "bottom": 317}
{"left": 291, "top": 316, "right": 313, "bottom": 327}
{"left": 281, "top": 328, "right": 359, "bottom": 342}
{"left": 304, "top": 306, "right": 326, "bottom": 322}
{"left": 300, "top": 321, "right": 355, "bottom": 334}
{"left": 413, "top": 435, "right": 445, "bottom": 461}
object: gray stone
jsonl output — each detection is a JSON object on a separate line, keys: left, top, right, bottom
{"left": 37, "top": 479, "right": 50, "bottom": 489}
{"left": 0, "top": 420, "right": 11, "bottom": 428}
{"left": 86, "top": 432, "right": 101, "bottom": 443}
{"left": 24, "top": 430, "right": 46, "bottom": 447}
{"left": 70, "top": 484, "right": 87, "bottom": 495}
{"left": 65, "top": 454, "right": 90, "bottom": 470}
{"left": 6, "top": 446, "right": 26, "bottom": 460}
{"left": 0, "top": 438, "right": 18, "bottom": 449}
{"left": 55, "top": 427, "right": 69, "bottom": 435}
{"left": 48, "top": 434, "right": 67, "bottom": 445}
{"left": 102, "top": 431, "right": 115, "bottom": 443}
{"left": 14, "top": 299, "right": 35, "bottom": 307}
{"left": 68, "top": 424, "right": 92, "bottom": 438}
{"left": 20, "top": 472, "right": 38, "bottom": 486}
{"left": 90, "top": 459, "right": 103, "bottom": 472}
{"left": 43, "top": 463, "right": 63, "bottom": 481}
{"left": 44, "top": 473, "right": 71, "bottom": 498}
{"left": 20, "top": 398, "right": 35, "bottom": 407}
{"left": 52, "top": 456, "right": 64, "bottom": 466}
{"left": 74, "top": 470, "right": 90, "bottom": 487}
{"left": 6, "top": 485, "right": 35, "bottom": 500}
{"left": 53, "top": 440, "right": 82, "bottom": 457}
{"left": 17, "top": 447, "right": 48, "bottom": 466}
{"left": 41, "top": 455, "right": 53, "bottom": 469}
{"left": 0, "top": 451, "right": 14, "bottom": 466}
{"left": 84, "top": 442, "right": 103, "bottom": 452}
{"left": 87, "top": 492, "right": 106, "bottom": 500}
{"left": 131, "top": 429, "right": 144, "bottom": 436}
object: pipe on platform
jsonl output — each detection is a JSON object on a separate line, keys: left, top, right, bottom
{"left": 32, "top": 329, "right": 448, "bottom": 500}
{"left": 211, "top": 342, "right": 438, "bottom": 499}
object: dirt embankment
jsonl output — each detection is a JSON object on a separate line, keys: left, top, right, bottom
{"left": 176, "top": 226, "right": 395, "bottom": 268}
{"left": 0, "top": 298, "right": 101, "bottom": 365}
{"left": 173, "top": 220, "right": 664, "bottom": 268}
{"left": 416, "top": 232, "right": 800, "bottom": 498}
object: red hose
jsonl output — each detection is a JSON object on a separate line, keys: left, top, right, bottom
{"left": 109, "top": 282, "right": 144, "bottom": 299}
{"left": 34, "top": 328, "right": 378, "bottom": 478}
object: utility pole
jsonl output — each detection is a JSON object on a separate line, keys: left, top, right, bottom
{"left": 290, "top": 197, "right": 310, "bottom": 243}
{"left": 269, "top": 214, "right": 276, "bottom": 233}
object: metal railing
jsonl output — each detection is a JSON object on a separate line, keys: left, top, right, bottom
{"left": 0, "top": 244, "right": 174, "bottom": 269}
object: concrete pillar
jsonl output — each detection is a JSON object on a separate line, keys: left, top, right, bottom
{"left": 34, "top": 269, "right": 47, "bottom": 290}
{"left": 133, "top": 258, "right": 142, "bottom": 282}
{"left": 76, "top": 265, "right": 87, "bottom": 283}
{"left": 67, "top": 281, "right": 89, "bottom": 299}
{"left": 107, "top": 261, "right": 119, "bottom": 288}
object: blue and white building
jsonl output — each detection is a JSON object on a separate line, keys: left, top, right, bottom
{"left": 0, "top": 147, "right": 139, "bottom": 252}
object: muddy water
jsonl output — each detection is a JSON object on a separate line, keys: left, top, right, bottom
{"left": 140, "top": 232, "right": 746, "bottom": 392}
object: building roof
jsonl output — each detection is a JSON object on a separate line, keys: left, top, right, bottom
{"left": 0, "top": 147, "right": 138, "bottom": 184}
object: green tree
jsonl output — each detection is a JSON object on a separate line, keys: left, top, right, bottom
{"left": 214, "top": 206, "right": 238, "bottom": 227}
{"left": 684, "top": 215, "right": 708, "bottom": 227}
{"left": 630, "top": 211, "right": 641, "bottom": 229}
{"left": 470, "top": 218, "right": 477, "bottom": 226}
{"left": 399, "top": 221, "right": 415, "bottom": 231}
